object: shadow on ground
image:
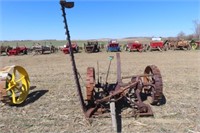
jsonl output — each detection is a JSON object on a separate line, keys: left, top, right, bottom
{"left": 14, "top": 88, "right": 49, "bottom": 107}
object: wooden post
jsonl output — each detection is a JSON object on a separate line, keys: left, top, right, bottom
{"left": 110, "top": 99, "right": 117, "bottom": 132}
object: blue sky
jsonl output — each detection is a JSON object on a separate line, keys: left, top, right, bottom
{"left": 0, "top": 0, "right": 199, "bottom": 40}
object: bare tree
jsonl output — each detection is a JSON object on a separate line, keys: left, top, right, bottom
{"left": 177, "top": 31, "right": 185, "bottom": 40}
{"left": 193, "top": 20, "right": 200, "bottom": 39}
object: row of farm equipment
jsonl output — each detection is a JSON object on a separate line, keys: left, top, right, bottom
{"left": 0, "top": 43, "right": 58, "bottom": 56}
{"left": 60, "top": 39, "right": 200, "bottom": 54}
{"left": 124, "top": 38, "right": 198, "bottom": 52}
{"left": 1, "top": 39, "right": 199, "bottom": 56}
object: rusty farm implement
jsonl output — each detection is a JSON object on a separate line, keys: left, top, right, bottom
{"left": 84, "top": 41, "right": 100, "bottom": 53}
{"left": 60, "top": 0, "right": 165, "bottom": 130}
{"left": 83, "top": 53, "right": 164, "bottom": 118}
{"left": 147, "top": 37, "right": 169, "bottom": 51}
{"left": 168, "top": 39, "right": 191, "bottom": 50}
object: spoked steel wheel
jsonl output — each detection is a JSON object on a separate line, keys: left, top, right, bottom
{"left": 85, "top": 67, "right": 95, "bottom": 102}
{"left": 0, "top": 66, "right": 30, "bottom": 105}
{"left": 143, "top": 65, "right": 163, "bottom": 105}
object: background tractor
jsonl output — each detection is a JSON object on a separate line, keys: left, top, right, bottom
{"left": 61, "top": 42, "right": 79, "bottom": 54}
{"left": 125, "top": 41, "right": 147, "bottom": 52}
{"left": 84, "top": 41, "right": 100, "bottom": 53}
{"left": 31, "top": 43, "right": 57, "bottom": 55}
{"left": 147, "top": 37, "right": 169, "bottom": 51}
{"left": 8, "top": 46, "right": 28, "bottom": 56}
{"left": 168, "top": 39, "right": 191, "bottom": 50}
{"left": 106, "top": 40, "right": 120, "bottom": 52}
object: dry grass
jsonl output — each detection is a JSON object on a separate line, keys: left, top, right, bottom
{"left": 0, "top": 50, "right": 200, "bottom": 132}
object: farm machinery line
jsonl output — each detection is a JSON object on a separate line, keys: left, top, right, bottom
{"left": 60, "top": 0, "right": 165, "bottom": 130}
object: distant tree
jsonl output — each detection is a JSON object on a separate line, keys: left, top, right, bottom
{"left": 193, "top": 20, "right": 200, "bottom": 39}
{"left": 177, "top": 31, "right": 185, "bottom": 40}
{"left": 185, "top": 34, "right": 194, "bottom": 40}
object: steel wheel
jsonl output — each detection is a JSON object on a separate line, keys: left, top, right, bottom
{"left": 0, "top": 66, "right": 30, "bottom": 105}
{"left": 143, "top": 65, "right": 163, "bottom": 105}
{"left": 191, "top": 42, "right": 198, "bottom": 50}
{"left": 85, "top": 67, "right": 95, "bottom": 102}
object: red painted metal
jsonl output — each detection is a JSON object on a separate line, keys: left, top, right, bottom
{"left": 8, "top": 46, "right": 27, "bottom": 56}
{"left": 126, "top": 41, "right": 145, "bottom": 52}
{"left": 150, "top": 41, "right": 164, "bottom": 49}
{"left": 62, "top": 42, "right": 79, "bottom": 54}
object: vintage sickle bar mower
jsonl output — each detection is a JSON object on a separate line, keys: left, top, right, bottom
{"left": 60, "top": 0, "right": 165, "bottom": 124}
{"left": 84, "top": 53, "right": 163, "bottom": 118}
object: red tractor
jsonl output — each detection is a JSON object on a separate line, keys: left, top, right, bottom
{"left": 62, "top": 42, "right": 79, "bottom": 54}
{"left": 8, "top": 46, "right": 28, "bottom": 56}
{"left": 147, "top": 38, "right": 169, "bottom": 51}
{"left": 125, "top": 41, "right": 147, "bottom": 52}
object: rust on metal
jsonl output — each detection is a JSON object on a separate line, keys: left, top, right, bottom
{"left": 83, "top": 53, "right": 164, "bottom": 118}
{"left": 85, "top": 67, "right": 95, "bottom": 101}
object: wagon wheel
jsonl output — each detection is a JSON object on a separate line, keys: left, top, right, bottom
{"left": 190, "top": 42, "right": 198, "bottom": 50}
{"left": 0, "top": 66, "right": 30, "bottom": 104}
{"left": 143, "top": 65, "right": 163, "bottom": 105}
{"left": 85, "top": 67, "right": 95, "bottom": 103}
{"left": 5, "top": 47, "right": 11, "bottom": 55}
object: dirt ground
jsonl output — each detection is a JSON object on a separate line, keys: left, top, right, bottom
{"left": 0, "top": 50, "right": 199, "bottom": 133}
